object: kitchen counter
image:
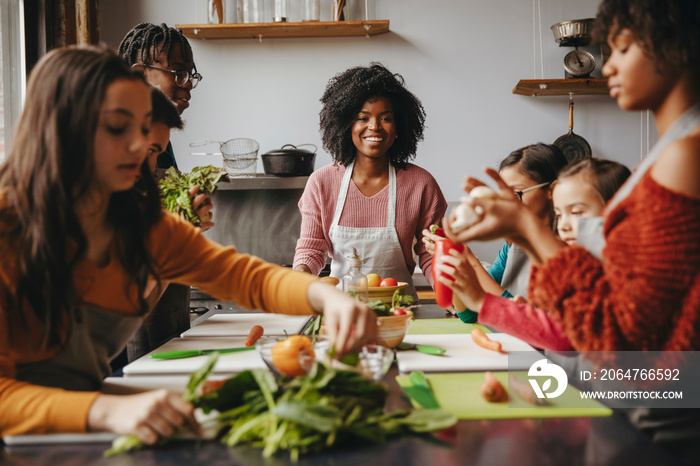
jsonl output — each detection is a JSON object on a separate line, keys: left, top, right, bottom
{"left": 215, "top": 174, "right": 309, "bottom": 190}
{"left": 0, "top": 304, "right": 681, "bottom": 465}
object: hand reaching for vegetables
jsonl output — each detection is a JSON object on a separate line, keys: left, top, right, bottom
{"left": 188, "top": 185, "right": 214, "bottom": 232}
{"left": 306, "top": 281, "right": 377, "bottom": 355}
{"left": 88, "top": 390, "right": 201, "bottom": 445}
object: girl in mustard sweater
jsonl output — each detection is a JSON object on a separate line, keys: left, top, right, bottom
{"left": 0, "top": 46, "right": 376, "bottom": 443}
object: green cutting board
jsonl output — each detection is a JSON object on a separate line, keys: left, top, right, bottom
{"left": 407, "top": 319, "right": 491, "bottom": 335}
{"left": 396, "top": 371, "right": 612, "bottom": 419}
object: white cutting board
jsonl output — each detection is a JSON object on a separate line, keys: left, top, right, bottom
{"left": 102, "top": 376, "right": 191, "bottom": 394}
{"left": 396, "top": 333, "right": 539, "bottom": 374}
{"left": 180, "top": 313, "right": 310, "bottom": 338}
{"left": 122, "top": 336, "right": 267, "bottom": 376}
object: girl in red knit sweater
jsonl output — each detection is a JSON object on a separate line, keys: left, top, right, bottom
{"left": 445, "top": 0, "right": 700, "bottom": 353}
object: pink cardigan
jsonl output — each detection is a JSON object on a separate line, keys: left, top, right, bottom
{"left": 293, "top": 163, "right": 447, "bottom": 286}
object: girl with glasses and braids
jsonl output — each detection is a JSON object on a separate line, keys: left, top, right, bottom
{"left": 422, "top": 143, "right": 567, "bottom": 320}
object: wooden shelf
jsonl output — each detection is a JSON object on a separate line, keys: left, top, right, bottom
{"left": 513, "top": 78, "right": 609, "bottom": 97}
{"left": 176, "top": 20, "right": 390, "bottom": 40}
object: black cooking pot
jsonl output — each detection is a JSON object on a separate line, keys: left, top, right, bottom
{"left": 261, "top": 144, "right": 316, "bottom": 177}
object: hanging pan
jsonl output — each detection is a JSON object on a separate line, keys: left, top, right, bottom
{"left": 553, "top": 94, "right": 592, "bottom": 162}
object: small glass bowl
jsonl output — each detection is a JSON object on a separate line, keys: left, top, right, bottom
{"left": 357, "top": 344, "right": 394, "bottom": 382}
{"left": 257, "top": 336, "right": 329, "bottom": 377}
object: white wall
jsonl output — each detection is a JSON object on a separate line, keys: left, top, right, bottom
{"left": 100, "top": 0, "right": 655, "bottom": 203}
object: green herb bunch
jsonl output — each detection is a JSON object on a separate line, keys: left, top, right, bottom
{"left": 106, "top": 354, "right": 456, "bottom": 462}
{"left": 159, "top": 165, "right": 228, "bottom": 226}
{"left": 368, "top": 290, "right": 415, "bottom": 317}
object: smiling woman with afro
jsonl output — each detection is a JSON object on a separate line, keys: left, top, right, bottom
{"left": 319, "top": 62, "right": 426, "bottom": 168}
{"left": 293, "top": 63, "right": 447, "bottom": 300}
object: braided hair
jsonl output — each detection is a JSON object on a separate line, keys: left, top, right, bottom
{"left": 319, "top": 63, "right": 426, "bottom": 169}
{"left": 118, "top": 22, "right": 194, "bottom": 68}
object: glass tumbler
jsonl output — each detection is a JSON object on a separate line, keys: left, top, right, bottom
{"left": 237, "top": 0, "right": 264, "bottom": 23}
{"left": 273, "top": 0, "right": 289, "bottom": 22}
{"left": 302, "top": 0, "right": 320, "bottom": 21}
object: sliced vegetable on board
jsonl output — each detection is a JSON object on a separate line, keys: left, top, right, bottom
{"left": 471, "top": 328, "right": 505, "bottom": 354}
{"left": 480, "top": 371, "right": 507, "bottom": 403}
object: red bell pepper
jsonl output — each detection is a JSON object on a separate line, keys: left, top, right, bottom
{"left": 432, "top": 238, "right": 465, "bottom": 309}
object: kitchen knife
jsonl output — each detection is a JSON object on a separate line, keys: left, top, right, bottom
{"left": 400, "top": 371, "right": 441, "bottom": 409}
{"left": 149, "top": 347, "right": 255, "bottom": 360}
{"left": 396, "top": 342, "right": 446, "bottom": 355}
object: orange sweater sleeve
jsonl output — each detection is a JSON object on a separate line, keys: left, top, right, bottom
{"left": 149, "top": 212, "right": 318, "bottom": 315}
{"left": 0, "top": 211, "right": 319, "bottom": 436}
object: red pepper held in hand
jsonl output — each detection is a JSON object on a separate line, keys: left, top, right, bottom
{"left": 432, "top": 238, "right": 465, "bottom": 309}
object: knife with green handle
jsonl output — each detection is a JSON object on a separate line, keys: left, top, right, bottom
{"left": 396, "top": 342, "right": 446, "bottom": 355}
{"left": 149, "top": 346, "right": 255, "bottom": 360}
{"left": 400, "top": 370, "right": 441, "bottom": 409}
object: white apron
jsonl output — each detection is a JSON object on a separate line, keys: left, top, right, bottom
{"left": 328, "top": 161, "right": 417, "bottom": 299}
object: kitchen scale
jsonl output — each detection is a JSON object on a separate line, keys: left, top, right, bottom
{"left": 551, "top": 19, "right": 597, "bottom": 78}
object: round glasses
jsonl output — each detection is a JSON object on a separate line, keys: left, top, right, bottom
{"left": 513, "top": 181, "right": 551, "bottom": 201}
{"left": 144, "top": 64, "right": 203, "bottom": 89}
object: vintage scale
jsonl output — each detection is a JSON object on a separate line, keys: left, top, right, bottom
{"left": 551, "top": 19, "right": 597, "bottom": 78}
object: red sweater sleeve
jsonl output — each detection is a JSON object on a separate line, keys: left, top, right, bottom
{"left": 478, "top": 294, "right": 573, "bottom": 351}
{"left": 528, "top": 173, "right": 700, "bottom": 351}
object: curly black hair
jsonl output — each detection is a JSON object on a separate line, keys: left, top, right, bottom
{"left": 118, "top": 22, "right": 195, "bottom": 69}
{"left": 593, "top": 0, "right": 700, "bottom": 79}
{"left": 319, "top": 63, "right": 426, "bottom": 169}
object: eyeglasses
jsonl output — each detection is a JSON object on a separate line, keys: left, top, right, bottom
{"left": 514, "top": 181, "right": 551, "bottom": 201}
{"left": 144, "top": 64, "right": 203, "bottom": 89}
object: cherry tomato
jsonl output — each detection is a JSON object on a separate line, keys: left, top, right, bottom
{"left": 270, "top": 335, "right": 315, "bottom": 376}
{"left": 432, "top": 238, "right": 465, "bottom": 308}
{"left": 379, "top": 277, "right": 398, "bottom": 287}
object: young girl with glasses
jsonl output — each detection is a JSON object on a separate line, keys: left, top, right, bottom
{"left": 422, "top": 143, "right": 567, "bottom": 319}
{"left": 436, "top": 157, "right": 630, "bottom": 351}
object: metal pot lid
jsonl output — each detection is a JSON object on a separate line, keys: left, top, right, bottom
{"left": 262, "top": 144, "right": 317, "bottom": 157}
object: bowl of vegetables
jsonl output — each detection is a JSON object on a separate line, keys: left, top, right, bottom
{"left": 369, "top": 290, "right": 417, "bottom": 349}
{"left": 368, "top": 281, "right": 409, "bottom": 305}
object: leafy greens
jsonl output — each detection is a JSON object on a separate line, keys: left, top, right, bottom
{"left": 159, "top": 165, "right": 229, "bottom": 226}
{"left": 105, "top": 353, "right": 456, "bottom": 462}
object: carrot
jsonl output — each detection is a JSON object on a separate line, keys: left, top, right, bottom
{"left": 245, "top": 325, "right": 264, "bottom": 347}
{"left": 509, "top": 375, "right": 549, "bottom": 406}
{"left": 480, "top": 371, "right": 507, "bottom": 402}
{"left": 471, "top": 328, "right": 505, "bottom": 353}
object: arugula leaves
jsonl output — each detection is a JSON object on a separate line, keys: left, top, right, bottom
{"left": 159, "top": 165, "right": 228, "bottom": 226}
